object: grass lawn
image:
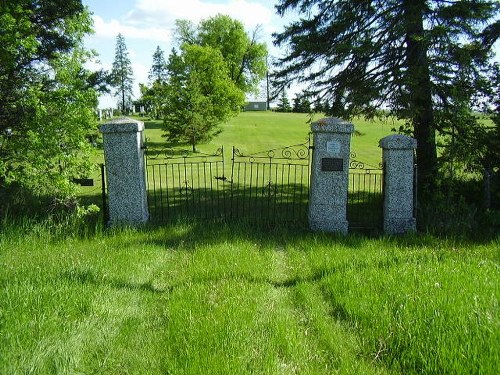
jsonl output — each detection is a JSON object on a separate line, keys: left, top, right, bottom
{"left": 136, "top": 111, "right": 397, "bottom": 166}
{"left": 0, "top": 221, "right": 498, "bottom": 374}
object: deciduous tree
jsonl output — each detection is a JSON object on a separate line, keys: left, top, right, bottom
{"left": 175, "top": 15, "right": 267, "bottom": 94}
{"left": 163, "top": 45, "right": 244, "bottom": 152}
{"left": 0, "top": 0, "right": 98, "bottom": 202}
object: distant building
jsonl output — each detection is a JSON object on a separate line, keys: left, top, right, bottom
{"left": 244, "top": 101, "right": 267, "bottom": 111}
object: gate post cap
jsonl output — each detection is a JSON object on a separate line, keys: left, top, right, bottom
{"left": 311, "top": 117, "right": 354, "bottom": 134}
{"left": 100, "top": 117, "right": 144, "bottom": 134}
{"left": 379, "top": 134, "right": 417, "bottom": 150}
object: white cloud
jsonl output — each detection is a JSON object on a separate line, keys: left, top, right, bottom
{"left": 92, "top": 15, "right": 172, "bottom": 42}
{"left": 126, "top": 0, "right": 273, "bottom": 31}
{"left": 132, "top": 62, "right": 149, "bottom": 91}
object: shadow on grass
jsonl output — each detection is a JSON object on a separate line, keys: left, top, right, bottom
{"left": 62, "top": 268, "right": 168, "bottom": 294}
{"left": 143, "top": 119, "right": 163, "bottom": 130}
{"left": 60, "top": 230, "right": 443, "bottom": 300}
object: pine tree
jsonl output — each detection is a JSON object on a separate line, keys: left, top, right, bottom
{"left": 293, "top": 92, "right": 311, "bottom": 113}
{"left": 145, "top": 46, "right": 169, "bottom": 119}
{"left": 274, "top": 0, "right": 499, "bottom": 198}
{"left": 276, "top": 90, "right": 292, "bottom": 112}
{"left": 111, "top": 33, "right": 134, "bottom": 114}
{"left": 148, "top": 46, "right": 168, "bottom": 84}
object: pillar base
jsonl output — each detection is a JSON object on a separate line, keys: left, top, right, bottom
{"left": 309, "top": 205, "right": 348, "bottom": 234}
{"left": 383, "top": 217, "right": 416, "bottom": 235}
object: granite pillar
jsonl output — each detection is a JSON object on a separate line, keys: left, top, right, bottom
{"left": 309, "top": 118, "right": 354, "bottom": 234}
{"left": 100, "top": 117, "right": 148, "bottom": 225}
{"left": 379, "top": 135, "right": 417, "bottom": 234}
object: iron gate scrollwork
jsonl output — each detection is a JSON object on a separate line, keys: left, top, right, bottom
{"left": 347, "top": 152, "right": 384, "bottom": 230}
{"left": 229, "top": 138, "right": 311, "bottom": 222}
{"left": 145, "top": 136, "right": 312, "bottom": 223}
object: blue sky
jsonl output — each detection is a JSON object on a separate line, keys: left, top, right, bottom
{"left": 82, "top": 0, "right": 499, "bottom": 109}
{"left": 82, "top": 0, "right": 293, "bottom": 108}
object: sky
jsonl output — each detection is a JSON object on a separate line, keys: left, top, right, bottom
{"left": 82, "top": 0, "right": 499, "bottom": 110}
{"left": 82, "top": 0, "right": 295, "bottom": 108}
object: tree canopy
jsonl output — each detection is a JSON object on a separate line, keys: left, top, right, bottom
{"left": 175, "top": 14, "right": 268, "bottom": 94}
{"left": 163, "top": 45, "right": 244, "bottom": 152}
{"left": 0, "top": 0, "right": 98, "bottom": 203}
{"left": 273, "top": 0, "right": 499, "bottom": 196}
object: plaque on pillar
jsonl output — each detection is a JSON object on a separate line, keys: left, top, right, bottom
{"left": 326, "top": 140, "right": 341, "bottom": 155}
{"left": 321, "top": 158, "right": 343, "bottom": 172}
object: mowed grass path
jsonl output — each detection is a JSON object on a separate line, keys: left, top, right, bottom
{"left": 1, "top": 222, "right": 498, "bottom": 374}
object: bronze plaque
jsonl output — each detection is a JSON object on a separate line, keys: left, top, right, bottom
{"left": 321, "top": 158, "right": 343, "bottom": 172}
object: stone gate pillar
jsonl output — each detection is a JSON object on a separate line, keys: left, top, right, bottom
{"left": 100, "top": 117, "right": 148, "bottom": 225}
{"left": 309, "top": 118, "right": 354, "bottom": 234}
{"left": 379, "top": 135, "right": 417, "bottom": 234}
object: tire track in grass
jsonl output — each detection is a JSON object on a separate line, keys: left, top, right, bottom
{"left": 256, "top": 246, "right": 345, "bottom": 374}
{"left": 266, "top": 244, "right": 393, "bottom": 374}
{"left": 41, "top": 238, "right": 179, "bottom": 374}
{"left": 290, "top": 282, "right": 393, "bottom": 374}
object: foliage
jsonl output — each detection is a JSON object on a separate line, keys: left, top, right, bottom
{"left": 111, "top": 33, "right": 134, "bottom": 114}
{"left": 143, "top": 46, "right": 169, "bottom": 119}
{"left": 175, "top": 14, "right": 268, "bottom": 94}
{"left": 0, "top": 0, "right": 98, "bottom": 201}
{"left": 148, "top": 45, "right": 168, "bottom": 84}
{"left": 276, "top": 90, "right": 292, "bottom": 112}
{"left": 132, "top": 83, "right": 153, "bottom": 114}
{"left": 163, "top": 45, "right": 245, "bottom": 152}
{"left": 273, "top": 0, "right": 499, "bottom": 197}
{"left": 292, "top": 91, "right": 311, "bottom": 113}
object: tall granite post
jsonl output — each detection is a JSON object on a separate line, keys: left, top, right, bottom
{"left": 100, "top": 117, "right": 148, "bottom": 225}
{"left": 309, "top": 118, "right": 354, "bottom": 234}
{"left": 379, "top": 135, "right": 417, "bottom": 234}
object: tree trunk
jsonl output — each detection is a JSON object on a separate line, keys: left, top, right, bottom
{"left": 122, "top": 83, "right": 126, "bottom": 115}
{"left": 402, "top": 0, "right": 438, "bottom": 202}
{"left": 191, "top": 133, "right": 196, "bottom": 153}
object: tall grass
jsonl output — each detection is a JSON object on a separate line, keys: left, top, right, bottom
{"left": 1, "top": 219, "right": 498, "bottom": 374}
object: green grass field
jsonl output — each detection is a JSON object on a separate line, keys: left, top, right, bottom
{"left": 0, "top": 221, "right": 498, "bottom": 374}
{"left": 140, "top": 111, "right": 397, "bottom": 167}
{"left": 5, "top": 112, "right": 496, "bottom": 374}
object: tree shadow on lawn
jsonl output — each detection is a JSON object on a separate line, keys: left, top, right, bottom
{"left": 125, "top": 218, "right": 456, "bottom": 254}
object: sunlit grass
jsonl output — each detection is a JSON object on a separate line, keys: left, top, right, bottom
{"left": 1, "top": 220, "right": 498, "bottom": 374}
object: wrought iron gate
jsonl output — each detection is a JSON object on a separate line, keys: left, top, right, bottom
{"left": 145, "top": 139, "right": 311, "bottom": 224}
{"left": 347, "top": 153, "right": 384, "bottom": 230}
{"left": 145, "top": 141, "right": 383, "bottom": 229}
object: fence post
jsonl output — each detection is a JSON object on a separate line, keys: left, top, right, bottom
{"left": 379, "top": 135, "right": 417, "bottom": 234}
{"left": 309, "top": 117, "right": 354, "bottom": 234}
{"left": 100, "top": 117, "right": 148, "bottom": 226}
